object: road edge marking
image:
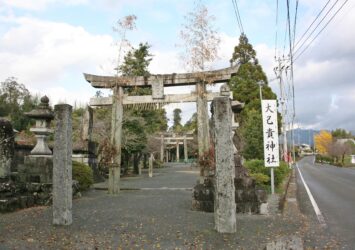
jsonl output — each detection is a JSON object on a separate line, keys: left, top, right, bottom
{"left": 296, "top": 165, "right": 327, "bottom": 228}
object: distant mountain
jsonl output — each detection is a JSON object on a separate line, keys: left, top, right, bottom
{"left": 285, "top": 128, "right": 320, "bottom": 147}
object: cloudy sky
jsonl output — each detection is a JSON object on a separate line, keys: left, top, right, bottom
{"left": 0, "top": 0, "right": 354, "bottom": 131}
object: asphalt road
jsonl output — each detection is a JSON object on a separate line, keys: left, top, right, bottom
{"left": 296, "top": 156, "right": 355, "bottom": 249}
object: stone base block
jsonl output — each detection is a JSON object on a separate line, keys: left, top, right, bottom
{"left": 236, "top": 202, "right": 260, "bottom": 214}
{"left": 19, "top": 156, "right": 53, "bottom": 183}
{"left": 192, "top": 176, "right": 268, "bottom": 214}
{"left": 192, "top": 178, "right": 215, "bottom": 212}
{"left": 0, "top": 181, "right": 80, "bottom": 213}
{"left": 192, "top": 199, "right": 214, "bottom": 212}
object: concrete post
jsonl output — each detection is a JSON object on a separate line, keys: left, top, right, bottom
{"left": 149, "top": 153, "right": 153, "bottom": 178}
{"left": 109, "top": 86, "right": 123, "bottom": 194}
{"left": 184, "top": 135, "right": 188, "bottom": 163}
{"left": 53, "top": 104, "right": 73, "bottom": 226}
{"left": 160, "top": 134, "right": 164, "bottom": 162}
{"left": 176, "top": 142, "right": 180, "bottom": 162}
{"left": 212, "top": 97, "right": 236, "bottom": 233}
{"left": 196, "top": 82, "right": 210, "bottom": 158}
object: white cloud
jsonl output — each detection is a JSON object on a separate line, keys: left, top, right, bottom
{"left": 1, "top": 0, "right": 88, "bottom": 11}
{"left": 0, "top": 17, "right": 115, "bottom": 105}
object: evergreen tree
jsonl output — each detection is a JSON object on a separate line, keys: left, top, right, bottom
{"left": 229, "top": 34, "right": 277, "bottom": 160}
{"left": 119, "top": 42, "right": 152, "bottom": 77}
{"left": 118, "top": 43, "right": 167, "bottom": 173}
{"left": 172, "top": 108, "right": 182, "bottom": 132}
{"left": 0, "top": 77, "right": 38, "bottom": 131}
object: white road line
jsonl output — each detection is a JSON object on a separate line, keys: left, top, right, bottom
{"left": 296, "top": 165, "right": 327, "bottom": 228}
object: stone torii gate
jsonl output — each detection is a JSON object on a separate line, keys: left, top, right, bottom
{"left": 84, "top": 65, "right": 239, "bottom": 194}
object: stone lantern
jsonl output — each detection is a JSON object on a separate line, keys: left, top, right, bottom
{"left": 25, "top": 96, "right": 54, "bottom": 155}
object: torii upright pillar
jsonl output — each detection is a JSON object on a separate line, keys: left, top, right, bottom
{"left": 184, "top": 135, "right": 188, "bottom": 163}
{"left": 196, "top": 82, "right": 210, "bottom": 179}
{"left": 109, "top": 86, "right": 123, "bottom": 194}
{"left": 160, "top": 134, "right": 164, "bottom": 162}
{"left": 176, "top": 141, "right": 180, "bottom": 162}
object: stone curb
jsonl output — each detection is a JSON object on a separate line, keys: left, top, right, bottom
{"left": 279, "top": 168, "right": 294, "bottom": 212}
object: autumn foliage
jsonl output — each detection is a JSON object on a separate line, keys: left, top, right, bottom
{"left": 314, "top": 130, "right": 332, "bottom": 155}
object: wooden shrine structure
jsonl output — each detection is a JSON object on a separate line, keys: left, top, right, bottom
{"left": 84, "top": 65, "right": 239, "bottom": 194}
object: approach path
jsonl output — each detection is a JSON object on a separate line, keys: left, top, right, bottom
{"left": 0, "top": 163, "right": 339, "bottom": 249}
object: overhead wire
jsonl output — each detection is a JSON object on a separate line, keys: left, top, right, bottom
{"left": 294, "top": 0, "right": 349, "bottom": 62}
{"left": 231, "top": 0, "right": 244, "bottom": 34}
{"left": 292, "top": 0, "right": 299, "bottom": 49}
{"left": 293, "top": 0, "right": 340, "bottom": 56}
{"left": 274, "top": 0, "right": 279, "bottom": 59}
{"left": 293, "top": 0, "right": 332, "bottom": 50}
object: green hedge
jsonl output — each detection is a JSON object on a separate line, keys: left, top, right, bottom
{"left": 244, "top": 159, "right": 290, "bottom": 188}
{"left": 72, "top": 161, "right": 94, "bottom": 191}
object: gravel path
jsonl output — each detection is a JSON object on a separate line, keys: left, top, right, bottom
{"left": 0, "top": 163, "right": 340, "bottom": 249}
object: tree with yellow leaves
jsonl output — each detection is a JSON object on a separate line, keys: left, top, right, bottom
{"left": 314, "top": 130, "right": 333, "bottom": 155}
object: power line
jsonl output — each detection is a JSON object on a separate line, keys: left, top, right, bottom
{"left": 274, "top": 0, "right": 279, "bottom": 59}
{"left": 292, "top": 0, "right": 299, "bottom": 49}
{"left": 293, "top": 0, "right": 332, "bottom": 50}
{"left": 231, "top": 0, "right": 244, "bottom": 34}
{"left": 294, "top": 0, "right": 349, "bottom": 62}
{"left": 293, "top": 0, "right": 340, "bottom": 56}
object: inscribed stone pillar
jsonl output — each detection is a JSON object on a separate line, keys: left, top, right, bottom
{"left": 212, "top": 97, "right": 236, "bottom": 233}
{"left": 160, "top": 134, "right": 164, "bottom": 162}
{"left": 53, "top": 104, "right": 73, "bottom": 226}
{"left": 184, "top": 135, "right": 188, "bottom": 163}
{"left": 109, "top": 86, "right": 123, "bottom": 194}
{"left": 0, "top": 119, "right": 14, "bottom": 178}
{"left": 176, "top": 142, "right": 180, "bottom": 162}
{"left": 196, "top": 82, "right": 210, "bottom": 159}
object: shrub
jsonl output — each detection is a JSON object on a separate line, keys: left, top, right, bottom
{"left": 244, "top": 159, "right": 290, "bottom": 188}
{"left": 249, "top": 172, "right": 270, "bottom": 187}
{"left": 315, "top": 154, "right": 333, "bottom": 164}
{"left": 72, "top": 161, "right": 94, "bottom": 191}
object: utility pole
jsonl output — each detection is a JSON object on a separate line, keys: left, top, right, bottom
{"left": 275, "top": 58, "right": 288, "bottom": 162}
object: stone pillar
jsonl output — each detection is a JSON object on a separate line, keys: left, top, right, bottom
{"left": 109, "top": 86, "right": 123, "bottom": 194}
{"left": 0, "top": 119, "right": 14, "bottom": 179}
{"left": 212, "top": 97, "right": 236, "bottom": 233}
{"left": 53, "top": 104, "right": 73, "bottom": 226}
{"left": 196, "top": 82, "right": 210, "bottom": 159}
{"left": 149, "top": 153, "right": 153, "bottom": 178}
{"left": 160, "top": 134, "right": 164, "bottom": 162}
{"left": 138, "top": 160, "right": 143, "bottom": 175}
{"left": 165, "top": 149, "right": 169, "bottom": 163}
{"left": 176, "top": 142, "right": 180, "bottom": 162}
{"left": 184, "top": 135, "right": 188, "bottom": 163}
{"left": 81, "top": 106, "right": 93, "bottom": 141}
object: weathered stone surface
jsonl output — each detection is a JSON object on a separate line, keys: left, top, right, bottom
{"left": 25, "top": 96, "right": 54, "bottom": 155}
{"left": 148, "top": 153, "right": 153, "bottom": 178}
{"left": 0, "top": 119, "right": 14, "bottom": 179}
{"left": 0, "top": 181, "right": 80, "bottom": 213}
{"left": 196, "top": 82, "right": 210, "bottom": 165}
{"left": 53, "top": 104, "right": 73, "bottom": 225}
{"left": 18, "top": 155, "right": 53, "bottom": 183}
{"left": 212, "top": 96, "right": 236, "bottom": 233}
{"left": 109, "top": 86, "right": 123, "bottom": 194}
